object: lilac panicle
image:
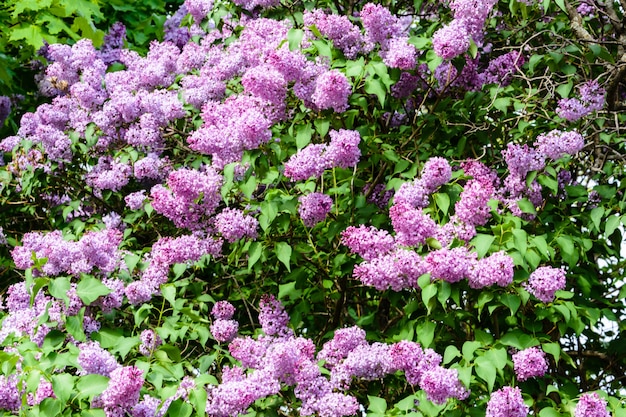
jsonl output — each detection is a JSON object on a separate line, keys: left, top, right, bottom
{"left": 574, "top": 392, "right": 610, "bottom": 417}
{"left": 485, "top": 386, "right": 529, "bottom": 417}
{"left": 525, "top": 266, "right": 567, "bottom": 303}
{"left": 512, "top": 347, "right": 548, "bottom": 381}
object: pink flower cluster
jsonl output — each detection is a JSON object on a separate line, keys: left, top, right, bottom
{"left": 210, "top": 301, "right": 239, "bottom": 343}
{"left": 486, "top": 386, "right": 529, "bottom": 417}
{"left": 298, "top": 193, "right": 333, "bottom": 227}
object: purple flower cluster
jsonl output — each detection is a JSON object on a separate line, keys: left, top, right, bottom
{"left": 211, "top": 300, "right": 239, "bottom": 343}
{"left": 298, "top": 193, "right": 333, "bottom": 227}
{"left": 258, "top": 295, "right": 293, "bottom": 338}
{"left": 311, "top": 69, "right": 352, "bottom": 112}
{"left": 150, "top": 167, "right": 223, "bottom": 230}
{"left": 390, "top": 203, "right": 437, "bottom": 246}
{"left": 353, "top": 248, "right": 426, "bottom": 291}
{"left": 574, "top": 392, "right": 610, "bottom": 417}
{"left": 512, "top": 347, "right": 548, "bottom": 381}
{"left": 77, "top": 341, "right": 120, "bottom": 376}
{"left": 534, "top": 130, "right": 585, "bottom": 160}
{"left": 100, "top": 366, "right": 144, "bottom": 413}
{"left": 525, "top": 266, "right": 567, "bottom": 303}
{"left": 284, "top": 129, "right": 361, "bottom": 181}
{"left": 139, "top": 329, "right": 163, "bottom": 356}
{"left": 340, "top": 225, "right": 395, "bottom": 261}
{"left": 425, "top": 247, "right": 475, "bottom": 283}
{"left": 12, "top": 229, "right": 122, "bottom": 277}
{"left": 303, "top": 9, "right": 369, "bottom": 59}
{"left": 433, "top": 20, "right": 471, "bottom": 60}
{"left": 468, "top": 251, "right": 515, "bottom": 288}
{"left": 486, "top": 386, "right": 529, "bottom": 417}
{"left": 557, "top": 80, "right": 605, "bottom": 121}
{"left": 214, "top": 208, "right": 259, "bottom": 243}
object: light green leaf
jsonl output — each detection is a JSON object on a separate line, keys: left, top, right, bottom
{"left": 443, "top": 345, "right": 461, "bottom": 364}
{"left": 76, "top": 374, "right": 109, "bottom": 399}
{"left": 76, "top": 276, "right": 111, "bottom": 305}
{"left": 471, "top": 234, "right": 495, "bottom": 258}
{"left": 475, "top": 356, "right": 496, "bottom": 391}
{"left": 364, "top": 77, "right": 386, "bottom": 107}
{"left": 275, "top": 241, "right": 292, "bottom": 272}
{"left": 367, "top": 396, "right": 387, "bottom": 414}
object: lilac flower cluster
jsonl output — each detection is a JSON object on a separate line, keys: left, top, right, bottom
{"left": 126, "top": 233, "right": 222, "bottom": 305}
{"left": 340, "top": 225, "right": 395, "bottom": 261}
{"left": 285, "top": 130, "right": 361, "bottom": 181}
{"left": 139, "top": 329, "right": 163, "bottom": 356}
{"left": 485, "top": 386, "right": 529, "bottom": 417}
{"left": 99, "top": 366, "right": 144, "bottom": 414}
{"left": 534, "top": 130, "right": 585, "bottom": 160}
{"left": 211, "top": 301, "right": 239, "bottom": 343}
{"left": 12, "top": 229, "right": 122, "bottom": 276}
{"left": 298, "top": 193, "right": 333, "bottom": 227}
{"left": 468, "top": 251, "right": 515, "bottom": 288}
{"left": 557, "top": 80, "right": 605, "bottom": 121}
{"left": 525, "top": 266, "right": 567, "bottom": 303}
{"left": 150, "top": 167, "right": 223, "bottom": 230}
{"left": 303, "top": 9, "right": 369, "bottom": 59}
{"left": 214, "top": 208, "right": 259, "bottom": 243}
{"left": 77, "top": 341, "right": 120, "bottom": 376}
{"left": 574, "top": 392, "right": 611, "bottom": 417}
{"left": 512, "top": 347, "right": 548, "bottom": 381}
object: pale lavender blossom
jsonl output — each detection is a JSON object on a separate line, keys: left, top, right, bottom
{"left": 77, "top": 341, "right": 120, "bottom": 376}
{"left": 360, "top": 3, "right": 401, "bottom": 44}
{"left": 100, "top": 366, "right": 144, "bottom": 409}
{"left": 259, "top": 295, "right": 292, "bottom": 338}
{"left": 212, "top": 301, "right": 236, "bottom": 320}
{"left": 318, "top": 326, "right": 368, "bottom": 369}
{"left": 390, "top": 203, "right": 437, "bottom": 246}
{"left": 303, "top": 9, "right": 369, "bottom": 59}
{"left": 512, "top": 347, "right": 548, "bottom": 381}
{"left": 421, "top": 157, "right": 452, "bottom": 192}
{"left": 353, "top": 248, "right": 427, "bottom": 291}
{"left": 534, "top": 130, "right": 585, "bottom": 160}
{"left": 284, "top": 144, "right": 327, "bottom": 181}
{"left": 0, "top": 375, "right": 20, "bottom": 411}
{"left": 381, "top": 37, "right": 417, "bottom": 70}
{"left": 433, "top": 20, "right": 470, "bottom": 60}
{"left": 455, "top": 180, "right": 494, "bottom": 226}
{"left": 125, "top": 190, "right": 147, "bottom": 210}
{"left": 325, "top": 129, "right": 361, "bottom": 169}
{"left": 419, "top": 367, "right": 469, "bottom": 404}
{"left": 425, "top": 247, "right": 476, "bottom": 283}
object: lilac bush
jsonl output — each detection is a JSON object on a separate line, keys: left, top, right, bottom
{"left": 0, "top": 0, "right": 624, "bottom": 416}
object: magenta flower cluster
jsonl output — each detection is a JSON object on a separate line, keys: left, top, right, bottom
{"left": 574, "top": 392, "right": 611, "bottom": 417}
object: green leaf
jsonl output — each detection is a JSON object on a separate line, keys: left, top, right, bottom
{"left": 471, "top": 234, "right": 495, "bottom": 258}
{"left": 248, "top": 242, "right": 263, "bottom": 270}
{"left": 434, "top": 193, "right": 450, "bottom": 215}
{"left": 295, "top": 123, "right": 313, "bottom": 149}
{"left": 51, "top": 374, "right": 74, "bottom": 404}
{"left": 76, "top": 276, "right": 111, "bottom": 305}
{"left": 49, "top": 276, "right": 71, "bottom": 305}
{"left": 76, "top": 374, "right": 109, "bottom": 399}
{"left": 66, "top": 312, "right": 86, "bottom": 342}
{"left": 275, "top": 241, "right": 292, "bottom": 272}
{"left": 12, "top": 0, "right": 53, "bottom": 18}
{"left": 542, "top": 342, "right": 561, "bottom": 365}
{"left": 287, "top": 28, "right": 304, "bottom": 51}
{"left": 443, "top": 345, "right": 461, "bottom": 364}
{"left": 556, "top": 235, "right": 578, "bottom": 267}
{"left": 517, "top": 198, "right": 536, "bottom": 215}
{"left": 165, "top": 399, "right": 193, "bottom": 417}
{"left": 367, "top": 396, "right": 387, "bottom": 414}
{"left": 539, "top": 407, "right": 564, "bottom": 417}
{"left": 475, "top": 356, "right": 497, "bottom": 391}
{"left": 38, "top": 398, "right": 63, "bottom": 417}
{"left": 485, "top": 347, "right": 508, "bottom": 370}
{"left": 364, "top": 77, "right": 386, "bottom": 107}
{"left": 9, "top": 24, "right": 46, "bottom": 49}
{"left": 589, "top": 207, "right": 604, "bottom": 232}
{"left": 415, "top": 321, "right": 436, "bottom": 348}
{"left": 501, "top": 294, "right": 521, "bottom": 316}
{"left": 493, "top": 97, "right": 511, "bottom": 113}
{"left": 556, "top": 80, "right": 573, "bottom": 98}
{"left": 605, "top": 215, "right": 621, "bottom": 237}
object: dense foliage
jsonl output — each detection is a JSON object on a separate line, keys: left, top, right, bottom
{"left": 0, "top": 0, "right": 625, "bottom": 416}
